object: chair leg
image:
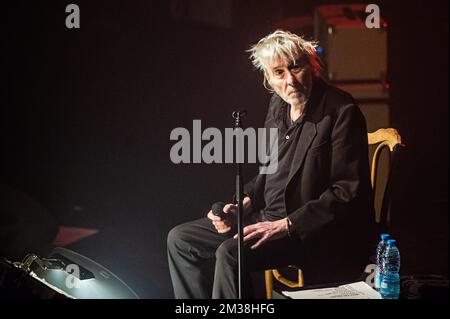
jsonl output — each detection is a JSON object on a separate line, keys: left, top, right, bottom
{"left": 264, "top": 270, "right": 273, "bottom": 299}
{"left": 297, "top": 268, "right": 304, "bottom": 287}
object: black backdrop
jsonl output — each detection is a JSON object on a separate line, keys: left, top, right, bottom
{"left": 2, "top": 0, "right": 448, "bottom": 298}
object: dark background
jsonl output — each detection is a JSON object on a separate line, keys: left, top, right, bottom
{"left": 2, "top": 0, "right": 448, "bottom": 298}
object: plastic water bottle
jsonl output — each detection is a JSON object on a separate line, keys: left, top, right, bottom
{"left": 380, "top": 239, "right": 401, "bottom": 299}
{"left": 374, "top": 233, "right": 390, "bottom": 290}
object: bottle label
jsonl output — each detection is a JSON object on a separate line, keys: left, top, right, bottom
{"left": 380, "top": 275, "right": 400, "bottom": 299}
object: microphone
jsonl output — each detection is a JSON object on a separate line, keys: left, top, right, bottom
{"left": 211, "top": 202, "right": 227, "bottom": 220}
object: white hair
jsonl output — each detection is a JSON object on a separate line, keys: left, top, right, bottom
{"left": 247, "top": 30, "right": 322, "bottom": 89}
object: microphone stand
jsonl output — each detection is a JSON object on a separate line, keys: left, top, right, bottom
{"left": 232, "top": 110, "right": 246, "bottom": 299}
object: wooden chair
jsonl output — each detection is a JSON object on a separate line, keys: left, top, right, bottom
{"left": 264, "top": 128, "right": 404, "bottom": 299}
{"left": 368, "top": 128, "right": 404, "bottom": 229}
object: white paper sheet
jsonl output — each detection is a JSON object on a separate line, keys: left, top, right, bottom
{"left": 282, "top": 281, "right": 382, "bottom": 299}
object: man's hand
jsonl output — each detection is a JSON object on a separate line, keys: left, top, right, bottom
{"left": 207, "top": 203, "right": 236, "bottom": 234}
{"left": 235, "top": 218, "right": 289, "bottom": 249}
{"left": 207, "top": 197, "right": 252, "bottom": 234}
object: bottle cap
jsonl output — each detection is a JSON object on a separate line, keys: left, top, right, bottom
{"left": 381, "top": 233, "right": 390, "bottom": 240}
{"left": 386, "top": 239, "right": 396, "bottom": 245}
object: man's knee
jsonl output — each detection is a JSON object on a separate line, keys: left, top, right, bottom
{"left": 167, "top": 224, "right": 189, "bottom": 252}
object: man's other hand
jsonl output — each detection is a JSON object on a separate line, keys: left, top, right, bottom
{"left": 235, "top": 218, "right": 289, "bottom": 249}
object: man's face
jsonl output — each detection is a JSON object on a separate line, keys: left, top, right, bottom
{"left": 265, "top": 54, "right": 313, "bottom": 107}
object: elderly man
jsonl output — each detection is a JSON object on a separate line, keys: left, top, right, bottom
{"left": 167, "top": 30, "right": 375, "bottom": 299}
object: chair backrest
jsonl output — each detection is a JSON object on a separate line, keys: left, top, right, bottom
{"left": 367, "top": 128, "right": 404, "bottom": 231}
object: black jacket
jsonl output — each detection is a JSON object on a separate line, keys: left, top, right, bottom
{"left": 245, "top": 78, "right": 376, "bottom": 283}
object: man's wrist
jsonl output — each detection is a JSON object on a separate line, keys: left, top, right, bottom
{"left": 285, "top": 217, "right": 293, "bottom": 236}
{"left": 243, "top": 196, "right": 251, "bottom": 210}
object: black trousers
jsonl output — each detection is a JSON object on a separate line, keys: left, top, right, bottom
{"left": 167, "top": 214, "right": 305, "bottom": 299}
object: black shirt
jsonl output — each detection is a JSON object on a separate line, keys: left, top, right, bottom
{"left": 263, "top": 105, "right": 306, "bottom": 221}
